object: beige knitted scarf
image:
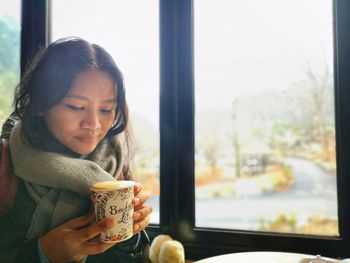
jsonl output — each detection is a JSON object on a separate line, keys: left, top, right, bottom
{"left": 10, "top": 122, "right": 128, "bottom": 239}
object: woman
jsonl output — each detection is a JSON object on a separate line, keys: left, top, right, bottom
{"left": 0, "top": 37, "right": 152, "bottom": 262}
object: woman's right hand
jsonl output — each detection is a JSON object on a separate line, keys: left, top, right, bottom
{"left": 40, "top": 212, "right": 116, "bottom": 263}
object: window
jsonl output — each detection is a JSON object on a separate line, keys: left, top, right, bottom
{"left": 0, "top": 0, "right": 21, "bottom": 127}
{"left": 160, "top": 0, "right": 350, "bottom": 259}
{"left": 51, "top": 0, "right": 160, "bottom": 224}
{"left": 22, "top": 0, "right": 350, "bottom": 260}
{"left": 194, "top": 0, "right": 337, "bottom": 236}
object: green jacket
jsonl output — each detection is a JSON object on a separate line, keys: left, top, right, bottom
{"left": 0, "top": 179, "right": 40, "bottom": 262}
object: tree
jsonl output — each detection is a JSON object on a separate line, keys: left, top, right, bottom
{"left": 231, "top": 99, "right": 241, "bottom": 178}
{"left": 306, "top": 65, "right": 332, "bottom": 161}
{"left": 0, "top": 16, "right": 20, "bottom": 125}
{"left": 203, "top": 139, "right": 219, "bottom": 170}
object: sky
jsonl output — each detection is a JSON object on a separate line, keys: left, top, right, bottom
{"left": 194, "top": 0, "right": 334, "bottom": 111}
{"left": 0, "top": 0, "right": 20, "bottom": 18}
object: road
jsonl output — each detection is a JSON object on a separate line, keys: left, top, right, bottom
{"left": 195, "top": 157, "right": 338, "bottom": 231}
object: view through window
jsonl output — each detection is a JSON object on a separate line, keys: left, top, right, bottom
{"left": 51, "top": 0, "right": 160, "bottom": 223}
{"left": 0, "top": 0, "right": 20, "bottom": 128}
{"left": 194, "top": 0, "right": 338, "bottom": 236}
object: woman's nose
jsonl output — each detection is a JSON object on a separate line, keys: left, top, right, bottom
{"left": 82, "top": 111, "right": 101, "bottom": 130}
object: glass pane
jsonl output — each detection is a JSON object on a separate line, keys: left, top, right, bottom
{"left": 0, "top": 0, "right": 21, "bottom": 127}
{"left": 51, "top": 0, "right": 160, "bottom": 224}
{"left": 195, "top": 0, "right": 338, "bottom": 236}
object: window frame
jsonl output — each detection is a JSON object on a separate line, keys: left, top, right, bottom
{"left": 23, "top": 0, "right": 350, "bottom": 260}
{"left": 21, "top": 0, "right": 49, "bottom": 74}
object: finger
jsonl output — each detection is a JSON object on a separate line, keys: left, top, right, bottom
{"left": 82, "top": 241, "right": 116, "bottom": 255}
{"left": 133, "top": 215, "right": 150, "bottom": 234}
{"left": 75, "top": 217, "right": 115, "bottom": 241}
{"left": 134, "top": 202, "right": 146, "bottom": 212}
{"left": 133, "top": 205, "right": 153, "bottom": 221}
{"left": 133, "top": 193, "right": 149, "bottom": 206}
{"left": 85, "top": 236, "right": 100, "bottom": 243}
{"left": 133, "top": 183, "right": 142, "bottom": 196}
{"left": 65, "top": 212, "right": 96, "bottom": 230}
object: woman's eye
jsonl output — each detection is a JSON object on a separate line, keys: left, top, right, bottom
{"left": 101, "top": 108, "right": 114, "bottom": 114}
{"left": 65, "top": 104, "right": 84, "bottom": 111}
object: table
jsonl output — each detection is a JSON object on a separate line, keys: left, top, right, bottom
{"left": 195, "top": 251, "right": 341, "bottom": 263}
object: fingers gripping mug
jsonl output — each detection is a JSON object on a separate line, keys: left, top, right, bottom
{"left": 90, "top": 180, "right": 135, "bottom": 243}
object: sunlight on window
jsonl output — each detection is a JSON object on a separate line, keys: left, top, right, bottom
{"left": 51, "top": 0, "right": 160, "bottom": 223}
{"left": 194, "top": 0, "right": 338, "bottom": 236}
{"left": 0, "top": 0, "right": 20, "bottom": 127}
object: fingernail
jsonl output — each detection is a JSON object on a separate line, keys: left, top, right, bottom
{"left": 134, "top": 224, "right": 140, "bottom": 232}
{"left": 134, "top": 197, "right": 140, "bottom": 204}
{"left": 105, "top": 218, "right": 115, "bottom": 227}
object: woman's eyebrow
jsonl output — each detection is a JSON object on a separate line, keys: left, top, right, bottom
{"left": 66, "top": 95, "right": 116, "bottom": 103}
{"left": 102, "top": 99, "right": 117, "bottom": 104}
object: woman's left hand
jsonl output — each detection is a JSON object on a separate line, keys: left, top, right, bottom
{"left": 132, "top": 183, "right": 152, "bottom": 234}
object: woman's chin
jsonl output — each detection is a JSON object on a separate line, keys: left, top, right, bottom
{"left": 70, "top": 145, "right": 97, "bottom": 155}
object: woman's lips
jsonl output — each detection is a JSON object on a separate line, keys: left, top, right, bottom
{"left": 76, "top": 135, "right": 99, "bottom": 144}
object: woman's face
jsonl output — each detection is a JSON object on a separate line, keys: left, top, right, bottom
{"left": 44, "top": 69, "right": 116, "bottom": 155}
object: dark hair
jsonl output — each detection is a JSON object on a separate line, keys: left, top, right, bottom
{"left": 14, "top": 37, "right": 130, "bottom": 153}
